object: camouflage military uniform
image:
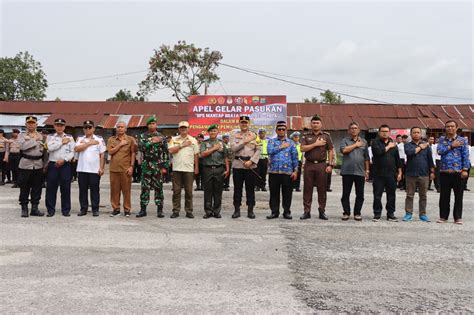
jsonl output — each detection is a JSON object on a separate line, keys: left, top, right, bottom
{"left": 138, "top": 131, "right": 170, "bottom": 208}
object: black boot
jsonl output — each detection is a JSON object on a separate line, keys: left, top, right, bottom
{"left": 21, "top": 204, "right": 29, "bottom": 218}
{"left": 30, "top": 204, "right": 44, "bottom": 217}
{"left": 232, "top": 206, "right": 240, "bottom": 219}
{"left": 157, "top": 206, "right": 164, "bottom": 218}
{"left": 247, "top": 206, "right": 255, "bottom": 219}
{"left": 318, "top": 208, "right": 328, "bottom": 220}
{"left": 136, "top": 205, "right": 147, "bottom": 218}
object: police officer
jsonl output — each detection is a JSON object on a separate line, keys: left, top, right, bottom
{"left": 300, "top": 115, "right": 334, "bottom": 220}
{"left": 17, "top": 116, "right": 47, "bottom": 217}
{"left": 0, "top": 129, "right": 9, "bottom": 185}
{"left": 256, "top": 128, "right": 269, "bottom": 191}
{"left": 136, "top": 116, "right": 170, "bottom": 218}
{"left": 8, "top": 129, "right": 21, "bottom": 188}
{"left": 45, "top": 118, "right": 75, "bottom": 217}
{"left": 230, "top": 116, "right": 261, "bottom": 219}
{"left": 200, "top": 124, "right": 230, "bottom": 218}
{"left": 74, "top": 120, "right": 106, "bottom": 216}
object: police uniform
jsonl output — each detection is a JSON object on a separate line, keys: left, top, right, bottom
{"left": 230, "top": 116, "right": 261, "bottom": 218}
{"left": 17, "top": 116, "right": 47, "bottom": 217}
{"left": 0, "top": 129, "right": 9, "bottom": 185}
{"left": 136, "top": 116, "right": 170, "bottom": 218}
{"left": 76, "top": 120, "right": 106, "bottom": 216}
{"left": 300, "top": 116, "right": 334, "bottom": 220}
{"left": 45, "top": 118, "right": 75, "bottom": 216}
{"left": 200, "top": 124, "right": 229, "bottom": 218}
{"left": 256, "top": 129, "right": 269, "bottom": 191}
{"left": 8, "top": 129, "right": 21, "bottom": 187}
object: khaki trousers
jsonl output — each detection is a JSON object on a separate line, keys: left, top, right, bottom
{"left": 405, "top": 176, "right": 428, "bottom": 215}
{"left": 110, "top": 171, "right": 132, "bottom": 212}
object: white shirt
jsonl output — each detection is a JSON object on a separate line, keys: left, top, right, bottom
{"left": 397, "top": 143, "right": 406, "bottom": 161}
{"left": 431, "top": 143, "right": 440, "bottom": 163}
{"left": 368, "top": 146, "right": 373, "bottom": 163}
{"left": 47, "top": 133, "right": 76, "bottom": 162}
{"left": 470, "top": 146, "right": 474, "bottom": 167}
{"left": 76, "top": 134, "right": 106, "bottom": 174}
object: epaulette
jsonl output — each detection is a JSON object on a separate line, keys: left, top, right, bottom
{"left": 323, "top": 131, "right": 331, "bottom": 135}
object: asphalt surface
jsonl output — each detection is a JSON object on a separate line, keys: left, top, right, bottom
{"left": 0, "top": 170, "right": 472, "bottom": 313}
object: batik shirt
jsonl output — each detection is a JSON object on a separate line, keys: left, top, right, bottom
{"left": 267, "top": 137, "right": 298, "bottom": 175}
{"left": 437, "top": 135, "right": 470, "bottom": 172}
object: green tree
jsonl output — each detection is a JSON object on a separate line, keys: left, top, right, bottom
{"left": 0, "top": 51, "right": 48, "bottom": 101}
{"left": 107, "top": 89, "right": 144, "bottom": 101}
{"left": 139, "top": 41, "right": 223, "bottom": 102}
{"left": 319, "top": 89, "right": 345, "bottom": 104}
{"left": 304, "top": 97, "right": 319, "bottom": 103}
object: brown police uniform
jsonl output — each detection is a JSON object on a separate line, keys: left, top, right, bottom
{"left": 107, "top": 134, "right": 136, "bottom": 214}
{"left": 301, "top": 130, "right": 334, "bottom": 214}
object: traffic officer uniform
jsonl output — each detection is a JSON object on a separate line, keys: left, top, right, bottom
{"left": 230, "top": 115, "right": 261, "bottom": 218}
{"left": 17, "top": 116, "right": 47, "bottom": 217}
{"left": 200, "top": 124, "right": 229, "bottom": 218}
{"left": 0, "top": 129, "right": 9, "bottom": 185}
{"left": 45, "top": 118, "right": 75, "bottom": 216}
{"left": 8, "top": 129, "right": 22, "bottom": 188}
{"left": 300, "top": 115, "right": 334, "bottom": 220}
{"left": 256, "top": 129, "right": 269, "bottom": 191}
{"left": 136, "top": 116, "right": 170, "bottom": 218}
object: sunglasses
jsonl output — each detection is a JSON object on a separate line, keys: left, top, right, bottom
{"left": 83, "top": 126, "right": 93, "bottom": 130}
{"left": 277, "top": 128, "right": 286, "bottom": 131}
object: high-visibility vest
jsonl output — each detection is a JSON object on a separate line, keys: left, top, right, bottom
{"left": 259, "top": 138, "right": 268, "bottom": 158}
{"left": 296, "top": 143, "right": 303, "bottom": 161}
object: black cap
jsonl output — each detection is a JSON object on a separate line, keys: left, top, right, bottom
{"left": 54, "top": 118, "right": 66, "bottom": 125}
{"left": 12, "top": 129, "right": 20, "bottom": 133}
{"left": 239, "top": 116, "right": 250, "bottom": 122}
{"left": 0, "top": 129, "right": 4, "bottom": 134}
{"left": 311, "top": 115, "right": 322, "bottom": 122}
{"left": 26, "top": 116, "right": 37, "bottom": 123}
{"left": 41, "top": 129, "right": 49, "bottom": 135}
{"left": 83, "top": 120, "right": 94, "bottom": 127}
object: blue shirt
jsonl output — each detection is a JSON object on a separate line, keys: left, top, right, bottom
{"left": 437, "top": 135, "right": 470, "bottom": 172}
{"left": 404, "top": 141, "right": 435, "bottom": 177}
{"left": 267, "top": 137, "right": 298, "bottom": 175}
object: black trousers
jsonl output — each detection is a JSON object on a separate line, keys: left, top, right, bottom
{"left": 78, "top": 172, "right": 100, "bottom": 213}
{"left": 434, "top": 160, "right": 441, "bottom": 190}
{"left": 46, "top": 162, "right": 72, "bottom": 215}
{"left": 203, "top": 165, "right": 225, "bottom": 215}
{"left": 439, "top": 172, "right": 465, "bottom": 220}
{"left": 9, "top": 153, "right": 20, "bottom": 184}
{"left": 398, "top": 159, "right": 406, "bottom": 189}
{"left": 292, "top": 161, "right": 302, "bottom": 190}
{"left": 341, "top": 175, "right": 365, "bottom": 215}
{"left": 18, "top": 168, "right": 43, "bottom": 206}
{"left": 0, "top": 152, "right": 6, "bottom": 182}
{"left": 256, "top": 158, "right": 268, "bottom": 189}
{"left": 232, "top": 168, "right": 256, "bottom": 207}
{"left": 373, "top": 175, "right": 396, "bottom": 216}
{"left": 269, "top": 173, "right": 293, "bottom": 215}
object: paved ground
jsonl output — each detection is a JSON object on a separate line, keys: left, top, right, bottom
{"left": 0, "top": 169, "right": 473, "bottom": 313}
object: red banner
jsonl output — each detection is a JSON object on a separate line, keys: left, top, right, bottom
{"left": 188, "top": 95, "right": 287, "bottom": 137}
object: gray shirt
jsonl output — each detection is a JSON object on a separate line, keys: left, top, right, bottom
{"left": 17, "top": 131, "right": 47, "bottom": 170}
{"left": 340, "top": 136, "right": 369, "bottom": 177}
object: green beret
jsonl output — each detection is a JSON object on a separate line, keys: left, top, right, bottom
{"left": 207, "top": 124, "right": 218, "bottom": 131}
{"left": 146, "top": 116, "right": 157, "bottom": 125}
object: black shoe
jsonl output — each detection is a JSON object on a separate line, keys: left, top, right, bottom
{"left": 232, "top": 207, "right": 240, "bottom": 219}
{"left": 157, "top": 206, "right": 164, "bottom": 218}
{"left": 261, "top": 187, "right": 267, "bottom": 192}
{"left": 0, "top": 182, "right": 5, "bottom": 186}
{"left": 224, "top": 187, "right": 230, "bottom": 191}
{"left": 21, "top": 205, "right": 29, "bottom": 218}
{"left": 5, "top": 180, "right": 12, "bottom": 184}
{"left": 283, "top": 213, "right": 292, "bottom": 220}
{"left": 136, "top": 209, "right": 147, "bottom": 218}
{"left": 428, "top": 188, "right": 434, "bottom": 191}
{"left": 11, "top": 184, "right": 19, "bottom": 188}
{"left": 203, "top": 213, "right": 213, "bottom": 219}
{"left": 372, "top": 215, "right": 381, "bottom": 222}
{"left": 92, "top": 212, "right": 99, "bottom": 217}
{"left": 47, "top": 213, "right": 55, "bottom": 217}
{"left": 326, "top": 189, "right": 332, "bottom": 192}
{"left": 465, "top": 188, "right": 471, "bottom": 191}
{"left": 318, "top": 210, "right": 328, "bottom": 220}
{"left": 436, "top": 189, "right": 440, "bottom": 193}
{"left": 214, "top": 213, "right": 222, "bottom": 219}
{"left": 30, "top": 205, "right": 44, "bottom": 217}
{"left": 186, "top": 213, "right": 194, "bottom": 219}
{"left": 387, "top": 214, "right": 398, "bottom": 222}
{"left": 110, "top": 209, "right": 121, "bottom": 217}
{"left": 266, "top": 214, "right": 279, "bottom": 219}
{"left": 300, "top": 212, "right": 311, "bottom": 220}
{"left": 295, "top": 188, "right": 301, "bottom": 192}
{"left": 247, "top": 207, "right": 255, "bottom": 219}
{"left": 194, "top": 186, "right": 202, "bottom": 191}
{"left": 78, "top": 210, "right": 87, "bottom": 216}
{"left": 63, "top": 213, "right": 70, "bottom": 217}
{"left": 255, "top": 186, "right": 260, "bottom": 191}
{"left": 170, "top": 212, "right": 179, "bottom": 218}
{"left": 41, "top": 183, "right": 46, "bottom": 188}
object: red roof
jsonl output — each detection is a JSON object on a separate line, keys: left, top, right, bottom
{"left": 1, "top": 101, "right": 473, "bottom": 130}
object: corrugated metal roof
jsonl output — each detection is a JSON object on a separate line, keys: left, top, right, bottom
{"left": 1, "top": 101, "right": 473, "bottom": 130}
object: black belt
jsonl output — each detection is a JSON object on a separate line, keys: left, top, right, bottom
{"left": 235, "top": 156, "right": 251, "bottom": 161}
{"left": 9, "top": 152, "right": 20, "bottom": 155}
{"left": 204, "top": 165, "right": 224, "bottom": 169}
{"left": 21, "top": 153, "right": 43, "bottom": 160}
{"left": 306, "top": 160, "right": 326, "bottom": 164}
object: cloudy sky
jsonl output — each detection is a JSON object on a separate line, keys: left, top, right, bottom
{"left": 1, "top": 0, "right": 472, "bottom": 103}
